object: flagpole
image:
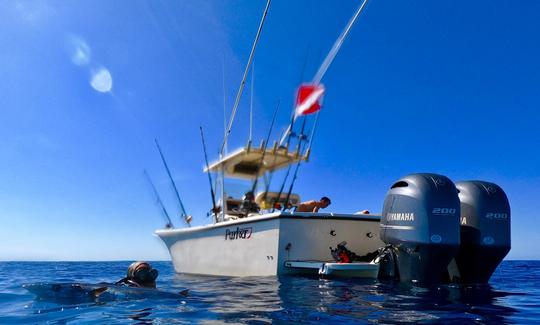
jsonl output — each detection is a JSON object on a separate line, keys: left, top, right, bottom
{"left": 313, "top": 0, "right": 369, "bottom": 85}
{"left": 283, "top": 0, "right": 370, "bottom": 198}
{"left": 299, "top": 0, "right": 370, "bottom": 151}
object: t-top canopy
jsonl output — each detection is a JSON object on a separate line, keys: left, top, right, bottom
{"left": 206, "top": 143, "right": 308, "bottom": 179}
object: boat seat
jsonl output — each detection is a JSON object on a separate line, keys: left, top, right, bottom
{"left": 255, "top": 191, "right": 300, "bottom": 210}
{"left": 223, "top": 198, "right": 260, "bottom": 217}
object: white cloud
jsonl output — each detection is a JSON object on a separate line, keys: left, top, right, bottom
{"left": 90, "top": 68, "right": 113, "bottom": 93}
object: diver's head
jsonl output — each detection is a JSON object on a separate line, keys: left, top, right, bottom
{"left": 126, "top": 261, "right": 158, "bottom": 288}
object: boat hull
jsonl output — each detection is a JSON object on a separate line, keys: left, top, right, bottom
{"left": 156, "top": 212, "right": 383, "bottom": 277}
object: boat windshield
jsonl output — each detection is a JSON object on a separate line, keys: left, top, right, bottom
{"left": 224, "top": 179, "right": 255, "bottom": 199}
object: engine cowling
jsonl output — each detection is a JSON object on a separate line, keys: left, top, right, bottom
{"left": 450, "top": 181, "right": 511, "bottom": 283}
{"left": 380, "top": 173, "right": 461, "bottom": 284}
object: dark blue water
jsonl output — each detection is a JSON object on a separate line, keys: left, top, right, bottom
{"left": 0, "top": 261, "right": 539, "bottom": 324}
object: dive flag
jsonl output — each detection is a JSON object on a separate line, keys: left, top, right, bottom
{"left": 294, "top": 83, "right": 325, "bottom": 118}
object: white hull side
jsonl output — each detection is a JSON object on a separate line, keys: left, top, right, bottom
{"left": 156, "top": 213, "right": 383, "bottom": 277}
{"left": 157, "top": 216, "right": 280, "bottom": 276}
{"left": 277, "top": 215, "right": 383, "bottom": 274}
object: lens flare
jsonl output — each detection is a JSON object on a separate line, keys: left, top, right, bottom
{"left": 90, "top": 68, "right": 113, "bottom": 93}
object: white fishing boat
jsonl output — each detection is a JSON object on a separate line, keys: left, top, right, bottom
{"left": 154, "top": 1, "right": 511, "bottom": 283}
{"left": 156, "top": 144, "right": 384, "bottom": 277}
{"left": 153, "top": 0, "right": 384, "bottom": 278}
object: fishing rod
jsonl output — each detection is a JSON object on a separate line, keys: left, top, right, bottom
{"left": 261, "top": 108, "right": 298, "bottom": 207}
{"left": 143, "top": 169, "right": 174, "bottom": 228}
{"left": 262, "top": 126, "right": 289, "bottom": 207}
{"left": 266, "top": 48, "right": 312, "bottom": 207}
{"left": 250, "top": 99, "right": 280, "bottom": 195}
{"left": 261, "top": 147, "right": 280, "bottom": 208}
{"left": 154, "top": 139, "right": 190, "bottom": 226}
{"left": 220, "top": 0, "right": 271, "bottom": 156}
{"left": 272, "top": 164, "right": 292, "bottom": 212}
{"left": 304, "top": 107, "right": 321, "bottom": 158}
{"left": 273, "top": 115, "right": 308, "bottom": 211}
{"left": 199, "top": 126, "right": 218, "bottom": 223}
{"left": 277, "top": 136, "right": 309, "bottom": 213}
{"left": 283, "top": 114, "right": 320, "bottom": 210}
{"left": 261, "top": 151, "right": 280, "bottom": 207}
{"left": 283, "top": 160, "right": 302, "bottom": 211}
{"left": 280, "top": 46, "right": 311, "bottom": 147}
{"left": 255, "top": 46, "right": 308, "bottom": 208}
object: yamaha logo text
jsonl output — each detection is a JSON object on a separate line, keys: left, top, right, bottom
{"left": 387, "top": 213, "right": 415, "bottom": 221}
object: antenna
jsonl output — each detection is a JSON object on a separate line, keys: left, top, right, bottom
{"left": 154, "top": 139, "right": 190, "bottom": 226}
{"left": 222, "top": 53, "right": 228, "bottom": 155}
{"left": 220, "top": 0, "right": 271, "bottom": 156}
{"left": 249, "top": 62, "right": 254, "bottom": 143}
{"left": 200, "top": 126, "right": 218, "bottom": 223}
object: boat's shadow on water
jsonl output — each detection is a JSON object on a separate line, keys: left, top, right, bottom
{"left": 272, "top": 276, "right": 521, "bottom": 324}
{"left": 166, "top": 273, "right": 523, "bottom": 324}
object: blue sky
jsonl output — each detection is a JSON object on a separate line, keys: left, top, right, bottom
{"left": 0, "top": 0, "right": 538, "bottom": 261}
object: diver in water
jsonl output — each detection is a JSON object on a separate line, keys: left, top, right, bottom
{"left": 24, "top": 261, "right": 189, "bottom": 303}
{"left": 115, "top": 261, "right": 159, "bottom": 288}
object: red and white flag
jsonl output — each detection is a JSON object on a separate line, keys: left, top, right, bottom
{"left": 294, "top": 83, "right": 325, "bottom": 118}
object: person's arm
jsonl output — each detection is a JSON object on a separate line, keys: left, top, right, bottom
{"left": 313, "top": 204, "right": 320, "bottom": 213}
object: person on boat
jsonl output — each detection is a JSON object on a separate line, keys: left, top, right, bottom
{"left": 296, "top": 196, "right": 331, "bottom": 213}
{"left": 115, "top": 261, "right": 158, "bottom": 288}
{"left": 240, "top": 191, "right": 260, "bottom": 215}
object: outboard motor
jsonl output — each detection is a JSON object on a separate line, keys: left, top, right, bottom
{"left": 450, "top": 181, "right": 511, "bottom": 283}
{"left": 379, "top": 173, "right": 461, "bottom": 284}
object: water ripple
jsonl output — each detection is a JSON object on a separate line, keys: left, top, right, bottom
{"left": 0, "top": 261, "right": 538, "bottom": 323}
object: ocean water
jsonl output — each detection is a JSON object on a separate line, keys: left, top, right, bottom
{"left": 0, "top": 261, "right": 539, "bottom": 324}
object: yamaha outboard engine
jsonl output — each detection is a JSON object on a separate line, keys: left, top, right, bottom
{"left": 379, "top": 173, "right": 461, "bottom": 284}
{"left": 449, "top": 181, "right": 511, "bottom": 283}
